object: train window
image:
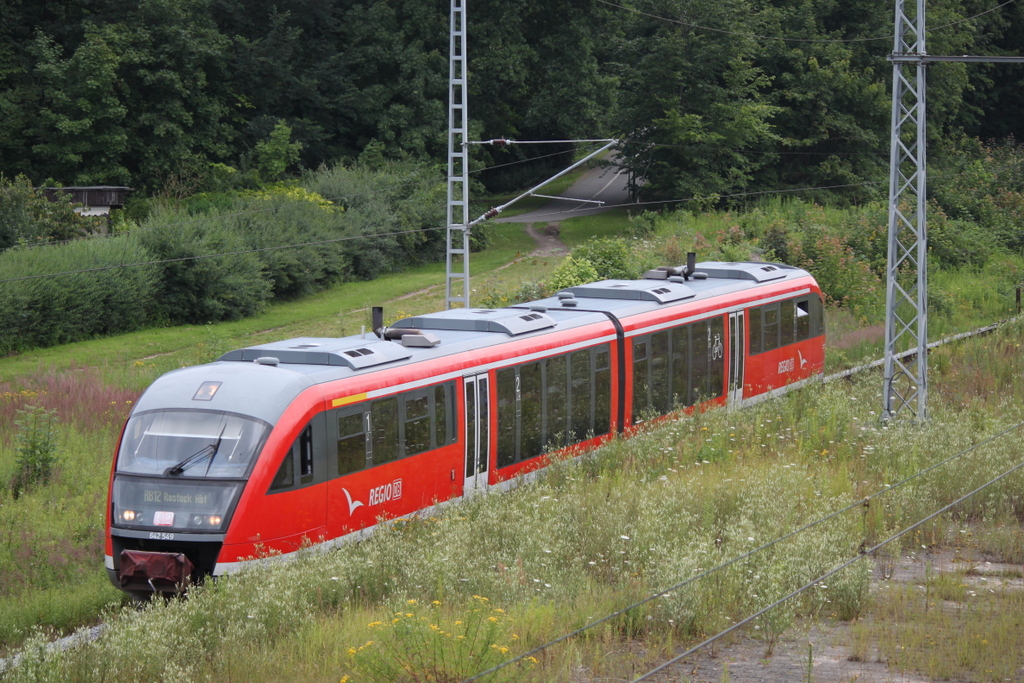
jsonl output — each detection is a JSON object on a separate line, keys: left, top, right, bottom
{"left": 545, "top": 355, "right": 568, "bottom": 449}
{"left": 269, "top": 450, "right": 294, "bottom": 492}
{"left": 812, "top": 294, "right": 825, "bottom": 337}
{"left": 796, "top": 299, "right": 811, "bottom": 341}
{"left": 298, "top": 425, "right": 314, "bottom": 485}
{"left": 651, "top": 331, "right": 670, "bottom": 415}
{"left": 337, "top": 412, "right": 367, "bottom": 475}
{"left": 632, "top": 339, "right": 649, "bottom": 423}
{"left": 520, "top": 362, "right": 543, "bottom": 460}
{"left": 748, "top": 306, "right": 762, "bottom": 355}
{"left": 594, "top": 346, "right": 611, "bottom": 436}
{"left": 670, "top": 325, "right": 691, "bottom": 407}
{"left": 403, "top": 393, "right": 431, "bottom": 457}
{"left": 434, "top": 383, "right": 451, "bottom": 446}
{"left": 690, "top": 320, "right": 709, "bottom": 404}
{"left": 569, "top": 350, "right": 591, "bottom": 443}
{"left": 495, "top": 345, "right": 611, "bottom": 470}
{"left": 763, "top": 305, "right": 779, "bottom": 351}
{"left": 496, "top": 368, "right": 517, "bottom": 468}
{"left": 371, "top": 397, "right": 399, "bottom": 465}
{"left": 780, "top": 299, "right": 795, "bottom": 347}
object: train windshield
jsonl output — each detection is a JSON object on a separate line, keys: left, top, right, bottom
{"left": 117, "top": 410, "right": 270, "bottom": 479}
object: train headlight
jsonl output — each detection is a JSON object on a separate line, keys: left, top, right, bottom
{"left": 121, "top": 509, "right": 137, "bottom": 522}
{"left": 208, "top": 515, "right": 222, "bottom": 526}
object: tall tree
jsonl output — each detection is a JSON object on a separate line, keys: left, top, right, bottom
{"left": 25, "top": 30, "right": 130, "bottom": 185}
{"left": 612, "top": 0, "right": 778, "bottom": 202}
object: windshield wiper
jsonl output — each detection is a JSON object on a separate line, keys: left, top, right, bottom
{"left": 164, "top": 426, "right": 227, "bottom": 476}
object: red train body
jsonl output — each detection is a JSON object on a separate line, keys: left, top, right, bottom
{"left": 105, "top": 260, "right": 825, "bottom": 594}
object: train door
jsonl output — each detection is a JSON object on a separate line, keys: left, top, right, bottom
{"left": 728, "top": 311, "right": 745, "bottom": 407}
{"left": 463, "top": 374, "right": 490, "bottom": 494}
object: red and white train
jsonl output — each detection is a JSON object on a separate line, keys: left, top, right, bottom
{"left": 106, "top": 257, "right": 825, "bottom": 595}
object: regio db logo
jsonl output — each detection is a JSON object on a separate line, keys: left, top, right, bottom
{"left": 369, "top": 479, "right": 403, "bottom": 506}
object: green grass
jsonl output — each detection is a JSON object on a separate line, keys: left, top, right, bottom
{"left": 6, "top": 320, "right": 1024, "bottom": 679}
{"left": 1, "top": 195, "right": 1023, "bottom": 678}
{"left": 559, "top": 207, "right": 634, "bottom": 245}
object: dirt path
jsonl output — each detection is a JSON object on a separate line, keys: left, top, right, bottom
{"left": 523, "top": 222, "right": 570, "bottom": 257}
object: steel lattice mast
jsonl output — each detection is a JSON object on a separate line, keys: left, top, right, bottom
{"left": 881, "top": 1, "right": 1024, "bottom": 420}
{"left": 445, "top": 0, "right": 471, "bottom": 309}
{"left": 882, "top": 0, "right": 928, "bottom": 420}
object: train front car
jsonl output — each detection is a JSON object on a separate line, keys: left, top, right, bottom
{"left": 105, "top": 362, "right": 311, "bottom": 596}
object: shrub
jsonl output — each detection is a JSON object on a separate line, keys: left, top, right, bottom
{"left": 0, "top": 236, "right": 158, "bottom": 354}
{"left": 9, "top": 406, "right": 58, "bottom": 499}
{"left": 138, "top": 210, "right": 271, "bottom": 325}
{"left": 303, "top": 160, "right": 448, "bottom": 279}
{"left": 547, "top": 255, "right": 600, "bottom": 291}
{"left": 571, "top": 237, "right": 640, "bottom": 280}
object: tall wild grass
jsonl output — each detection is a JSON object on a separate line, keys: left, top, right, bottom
{"left": 6, "top": 320, "right": 1024, "bottom": 680}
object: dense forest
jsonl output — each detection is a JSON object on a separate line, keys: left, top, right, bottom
{"left": 1, "top": 0, "right": 1023, "bottom": 198}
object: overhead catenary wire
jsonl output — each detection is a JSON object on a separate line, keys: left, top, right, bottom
{"left": 594, "top": 0, "right": 1017, "bottom": 44}
{"left": 462, "top": 416, "right": 1024, "bottom": 682}
{"left": 631, "top": 450, "right": 1024, "bottom": 681}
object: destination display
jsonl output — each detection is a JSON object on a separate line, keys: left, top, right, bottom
{"left": 112, "top": 478, "right": 243, "bottom": 532}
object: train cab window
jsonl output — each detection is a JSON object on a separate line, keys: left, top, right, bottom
{"left": 337, "top": 412, "right": 367, "bottom": 475}
{"left": 763, "top": 305, "right": 779, "bottom": 351}
{"left": 403, "top": 393, "right": 431, "bottom": 457}
{"left": 371, "top": 397, "right": 399, "bottom": 465}
{"left": 796, "top": 299, "right": 811, "bottom": 341}
{"left": 270, "top": 420, "right": 323, "bottom": 493}
{"left": 748, "top": 306, "right": 762, "bottom": 355}
{"left": 812, "top": 294, "right": 825, "bottom": 337}
{"left": 269, "top": 449, "right": 294, "bottom": 492}
{"left": 298, "top": 425, "right": 314, "bottom": 485}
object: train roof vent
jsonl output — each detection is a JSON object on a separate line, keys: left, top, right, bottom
{"left": 393, "top": 308, "right": 557, "bottom": 336}
{"left": 218, "top": 337, "right": 412, "bottom": 369}
{"left": 562, "top": 279, "right": 695, "bottom": 303}
{"left": 695, "top": 261, "right": 792, "bottom": 283}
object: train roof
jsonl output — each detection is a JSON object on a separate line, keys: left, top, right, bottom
{"left": 130, "top": 261, "right": 814, "bottom": 424}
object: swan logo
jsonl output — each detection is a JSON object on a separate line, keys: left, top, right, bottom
{"left": 798, "top": 351, "right": 808, "bottom": 369}
{"left": 341, "top": 488, "right": 364, "bottom": 516}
